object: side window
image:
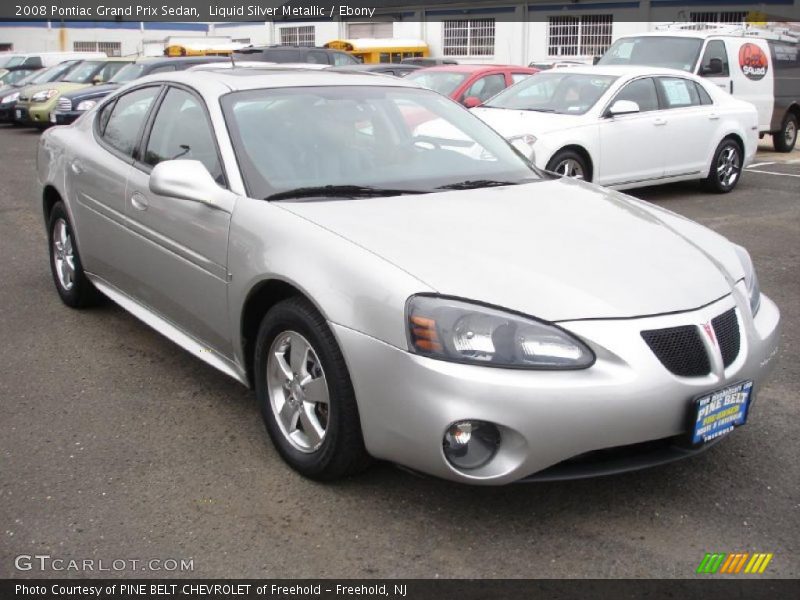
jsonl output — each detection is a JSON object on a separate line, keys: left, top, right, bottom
{"left": 144, "top": 87, "right": 224, "bottom": 186}
{"left": 512, "top": 73, "right": 532, "bottom": 85}
{"left": 613, "top": 77, "right": 659, "bottom": 112}
{"left": 333, "top": 52, "right": 357, "bottom": 66}
{"left": 96, "top": 62, "right": 128, "bottom": 83}
{"left": 699, "top": 40, "right": 729, "bottom": 77}
{"left": 463, "top": 74, "right": 506, "bottom": 102}
{"left": 306, "top": 51, "right": 329, "bottom": 65}
{"left": 695, "top": 82, "right": 714, "bottom": 105}
{"left": 149, "top": 64, "right": 177, "bottom": 74}
{"left": 657, "top": 77, "right": 701, "bottom": 109}
{"left": 100, "top": 87, "right": 160, "bottom": 157}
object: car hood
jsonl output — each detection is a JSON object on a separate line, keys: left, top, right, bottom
{"left": 279, "top": 179, "right": 743, "bottom": 322}
{"left": 472, "top": 106, "right": 589, "bottom": 136}
{"left": 20, "top": 82, "right": 88, "bottom": 97}
{"left": 61, "top": 82, "right": 120, "bottom": 100}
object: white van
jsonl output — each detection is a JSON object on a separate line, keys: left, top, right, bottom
{"left": 1, "top": 51, "right": 106, "bottom": 70}
{"left": 597, "top": 24, "right": 800, "bottom": 152}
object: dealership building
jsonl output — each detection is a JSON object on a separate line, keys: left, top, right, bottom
{"left": 1, "top": 0, "right": 798, "bottom": 64}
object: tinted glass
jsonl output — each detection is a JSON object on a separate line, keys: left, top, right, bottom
{"left": 144, "top": 87, "right": 224, "bottom": 185}
{"left": 484, "top": 72, "right": 617, "bottom": 115}
{"left": 110, "top": 63, "right": 146, "bottom": 83}
{"left": 405, "top": 71, "right": 468, "bottom": 97}
{"left": 657, "top": 77, "right": 701, "bottom": 109}
{"left": 101, "top": 86, "right": 159, "bottom": 156}
{"left": 307, "top": 51, "right": 329, "bottom": 65}
{"left": 221, "top": 85, "right": 540, "bottom": 200}
{"left": 613, "top": 77, "right": 659, "bottom": 112}
{"left": 699, "top": 40, "right": 729, "bottom": 77}
{"left": 598, "top": 36, "right": 703, "bottom": 71}
{"left": 695, "top": 82, "right": 713, "bottom": 105}
{"left": 463, "top": 74, "right": 506, "bottom": 102}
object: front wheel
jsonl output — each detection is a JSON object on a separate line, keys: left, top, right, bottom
{"left": 773, "top": 113, "right": 798, "bottom": 153}
{"left": 705, "top": 139, "right": 742, "bottom": 193}
{"left": 546, "top": 150, "right": 590, "bottom": 181}
{"left": 254, "top": 298, "right": 371, "bottom": 480}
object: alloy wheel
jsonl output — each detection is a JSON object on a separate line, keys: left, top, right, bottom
{"left": 785, "top": 120, "right": 797, "bottom": 147}
{"left": 554, "top": 158, "right": 585, "bottom": 179}
{"left": 266, "top": 330, "right": 330, "bottom": 453}
{"left": 52, "top": 218, "right": 76, "bottom": 291}
{"left": 716, "top": 145, "right": 740, "bottom": 188}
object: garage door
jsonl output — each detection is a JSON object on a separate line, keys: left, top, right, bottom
{"left": 347, "top": 22, "right": 393, "bottom": 39}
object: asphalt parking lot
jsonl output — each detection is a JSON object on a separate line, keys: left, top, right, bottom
{"left": 0, "top": 125, "right": 798, "bottom": 579}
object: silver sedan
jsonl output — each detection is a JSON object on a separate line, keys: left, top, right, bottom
{"left": 37, "top": 68, "right": 781, "bottom": 484}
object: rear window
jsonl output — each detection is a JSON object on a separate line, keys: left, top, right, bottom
{"left": 598, "top": 36, "right": 704, "bottom": 72}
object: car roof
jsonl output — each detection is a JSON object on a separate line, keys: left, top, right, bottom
{"left": 135, "top": 67, "right": 420, "bottom": 92}
{"left": 414, "top": 64, "right": 529, "bottom": 73}
{"left": 535, "top": 65, "right": 699, "bottom": 78}
{"left": 134, "top": 56, "right": 230, "bottom": 65}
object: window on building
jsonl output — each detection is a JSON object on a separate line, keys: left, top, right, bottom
{"left": 232, "top": 38, "right": 251, "bottom": 45}
{"left": 280, "top": 26, "right": 315, "bottom": 47}
{"left": 547, "top": 15, "right": 613, "bottom": 57}
{"left": 0, "top": 43, "right": 12, "bottom": 52}
{"left": 443, "top": 19, "right": 495, "bottom": 57}
{"left": 690, "top": 12, "right": 747, "bottom": 25}
{"left": 347, "top": 22, "right": 393, "bottom": 39}
{"left": 73, "top": 41, "right": 122, "bottom": 57}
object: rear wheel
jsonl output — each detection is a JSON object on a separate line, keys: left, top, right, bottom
{"left": 254, "top": 297, "right": 371, "bottom": 480}
{"left": 773, "top": 112, "right": 798, "bottom": 153}
{"left": 47, "top": 201, "right": 102, "bottom": 308}
{"left": 705, "top": 139, "right": 742, "bottom": 193}
{"left": 546, "top": 150, "right": 589, "bottom": 181}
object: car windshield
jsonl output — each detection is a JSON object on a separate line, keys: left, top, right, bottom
{"left": 597, "top": 36, "right": 704, "bottom": 71}
{"left": 0, "top": 69, "right": 34, "bottom": 84}
{"left": 28, "top": 62, "right": 77, "bottom": 84}
{"left": 221, "top": 85, "right": 540, "bottom": 200}
{"left": 110, "top": 63, "right": 146, "bottom": 83}
{"left": 483, "top": 72, "right": 617, "bottom": 115}
{"left": 5, "top": 56, "right": 26, "bottom": 67}
{"left": 405, "top": 70, "right": 468, "bottom": 97}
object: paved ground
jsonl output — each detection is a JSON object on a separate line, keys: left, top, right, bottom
{"left": 0, "top": 125, "right": 798, "bottom": 579}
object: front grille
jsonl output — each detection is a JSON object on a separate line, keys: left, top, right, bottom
{"left": 712, "top": 308, "right": 740, "bottom": 367}
{"left": 642, "top": 325, "right": 711, "bottom": 377}
{"left": 56, "top": 97, "right": 72, "bottom": 111}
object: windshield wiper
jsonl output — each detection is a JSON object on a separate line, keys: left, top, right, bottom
{"left": 265, "top": 185, "right": 425, "bottom": 202}
{"left": 437, "top": 179, "right": 520, "bottom": 191}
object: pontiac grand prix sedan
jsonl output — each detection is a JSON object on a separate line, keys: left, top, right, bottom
{"left": 37, "top": 68, "right": 780, "bottom": 484}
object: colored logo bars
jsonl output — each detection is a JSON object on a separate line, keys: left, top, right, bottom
{"left": 696, "top": 552, "right": 774, "bottom": 574}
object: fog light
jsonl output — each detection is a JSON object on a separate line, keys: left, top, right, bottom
{"left": 443, "top": 420, "right": 500, "bottom": 470}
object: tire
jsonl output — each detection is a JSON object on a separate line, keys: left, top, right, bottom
{"left": 254, "top": 297, "right": 371, "bottom": 481}
{"left": 47, "top": 201, "right": 102, "bottom": 308}
{"left": 705, "top": 139, "right": 743, "bottom": 193}
{"left": 773, "top": 112, "right": 798, "bottom": 153}
{"left": 545, "top": 150, "right": 590, "bottom": 181}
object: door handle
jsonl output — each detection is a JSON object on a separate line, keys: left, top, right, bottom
{"left": 130, "top": 192, "right": 149, "bottom": 212}
{"left": 709, "top": 113, "right": 720, "bottom": 120}
{"left": 653, "top": 118, "right": 667, "bottom": 126}
{"left": 70, "top": 160, "right": 83, "bottom": 175}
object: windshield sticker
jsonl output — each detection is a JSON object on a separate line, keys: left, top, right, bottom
{"left": 739, "top": 43, "right": 768, "bottom": 81}
{"left": 662, "top": 79, "right": 691, "bottom": 105}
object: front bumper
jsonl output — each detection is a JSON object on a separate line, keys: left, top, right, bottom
{"left": 50, "top": 110, "right": 82, "bottom": 125}
{"left": 0, "top": 101, "right": 16, "bottom": 122}
{"left": 15, "top": 101, "right": 52, "bottom": 126}
{"left": 334, "top": 288, "right": 780, "bottom": 485}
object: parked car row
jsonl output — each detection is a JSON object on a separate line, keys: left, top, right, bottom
{"left": 35, "top": 65, "right": 781, "bottom": 485}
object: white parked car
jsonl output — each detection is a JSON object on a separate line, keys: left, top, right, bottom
{"left": 471, "top": 66, "right": 759, "bottom": 192}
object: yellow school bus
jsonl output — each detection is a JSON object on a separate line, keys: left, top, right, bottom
{"left": 324, "top": 39, "right": 429, "bottom": 64}
{"left": 164, "top": 41, "right": 242, "bottom": 57}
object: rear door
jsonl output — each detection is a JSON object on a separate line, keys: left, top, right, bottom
{"left": 70, "top": 85, "right": 161, "bottom": 289}
{"left": 123, "top": 84, "right": 234, "bottom": 354}
{"left": 726, "top": 38, "right": 774, "bottom": 132}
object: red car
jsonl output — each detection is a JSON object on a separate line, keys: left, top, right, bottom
{"left": 405, "top": 64, "right": 538, "bottom": 107}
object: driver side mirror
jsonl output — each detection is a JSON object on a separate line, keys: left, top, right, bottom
{"left": 606, "top": 100, "right": 640, "bottom": 117}
{"left": 149, "top": 160, "right": 234, "bottom": 212}
{"left": 463, "top": 96, "right": 482, "bottom": 109}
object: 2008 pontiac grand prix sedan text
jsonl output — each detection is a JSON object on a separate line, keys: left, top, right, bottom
{"left": 37, "top": 68, "right": 781, "bottom": 484}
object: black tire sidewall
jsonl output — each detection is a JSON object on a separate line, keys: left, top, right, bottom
{"left": 775, "top": 113, "right": 798, "bottom": 153}
{"left": 254, "top": 298, "right": 365, "bottom": 480}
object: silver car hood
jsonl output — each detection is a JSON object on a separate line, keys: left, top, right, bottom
{"left": 280, "top": 178, "right": 743, "bottom": 321}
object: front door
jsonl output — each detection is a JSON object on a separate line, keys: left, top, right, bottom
{"left": 123, "top": 85, "right": 234, "bottom": 355}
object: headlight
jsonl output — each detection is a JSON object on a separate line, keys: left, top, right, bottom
{"left": 734, "top": 245, "right": 761, "bottom": 315}
{"left": 406, "top": 295, "right": 594, "bottom": 369}
{"left": 31, "top": 89, "right": 58, "bottom": 103}
{"left": 2, "top": 91, "right": 19, "bottom": 103}
{"left": 508, "top": 134, "right": 537, "bottom": 162}
{"left": 76, "top": 99, "right": 97, "bottom": 111}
